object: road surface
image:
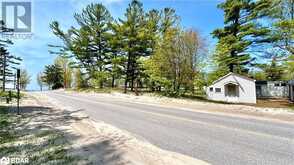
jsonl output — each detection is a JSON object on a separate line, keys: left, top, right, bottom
{"left": 39, "top": 91, "right": 294, "bottom": 165}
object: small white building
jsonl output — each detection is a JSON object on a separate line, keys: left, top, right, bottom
{"left": 206, "top": 73, "right": 256, "bottom": 104}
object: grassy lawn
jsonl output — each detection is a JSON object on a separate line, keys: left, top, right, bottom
{"left": 0, "top": 105, "right": 76, "bottom": 165}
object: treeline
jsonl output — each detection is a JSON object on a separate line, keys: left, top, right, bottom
{"left": 210, "top": 0, "right": 294, "bottom": 83}
{"left": 0, "top": 21, "right": 31, "bottom": 92}
{"left": 40, "top": 0, "right": 205, "bottom": 96}
{"left": 38, "top": 56, "right": 72, "bottom": 90}
{"left": 41, "top": 0, "right": 293, "bottom": 96}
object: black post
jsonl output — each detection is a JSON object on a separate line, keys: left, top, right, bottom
{"left": 17, "top": 69, "right": 20, "bottom": 115}
{"left": 9, "top": 90, "right": 12, "bottom": 102}
{"left": 13, "top": 74, "right": 16, "bottom": 90}
{"left": 2, "top": 51, "right": 6, "bottom": 92}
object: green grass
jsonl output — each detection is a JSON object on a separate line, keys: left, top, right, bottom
{"left": 0, "top": 106, "right": 17, "bottom": 145}
{"left": 0, "top": 91, "right": 25, "bottom": 104}
{"left": 289, "top": 102, "right": 294, "bottom": 109}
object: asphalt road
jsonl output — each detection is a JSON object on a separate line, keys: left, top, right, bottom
{"left": 41, "top": 91, "right": 294, "bottom": 165}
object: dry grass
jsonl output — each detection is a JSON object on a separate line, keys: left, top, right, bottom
{"left": 256, "top": 99, "right": 294, "bottom": 110}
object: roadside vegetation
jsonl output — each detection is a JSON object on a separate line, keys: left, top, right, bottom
{"left": 35, "top": 0, "right": 294, "bottom": 110}
{"left": 39, "top": 0, "right": 293, "bottom": 98}
{"left": 0, "top": 21, "right": 31, "bottom": 92}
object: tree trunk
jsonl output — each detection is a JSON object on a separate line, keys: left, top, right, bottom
{"left": 124, "top": 79, "right": 128, "bottom": 93}
{"left": 64, "top": 65, "right": 67, "bottom": 88}
{"left": 111, "top": 75, "right": 115, "bottom": 88}
{"left": 229, "top": 61, "right": 234, "bottom": 72}
{"left": 131, "top": 77, "right": 134, "bottom": 92}
{"left": 125, "top": 50, "right": 132, "bottom": 93}
{"left": 151, "top": 81, "right": 155, "bottom": 92}
{"left": 134, "top": 79, "right": 139, "bottom": 96}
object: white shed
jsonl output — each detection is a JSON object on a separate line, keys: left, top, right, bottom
{"left": 206, "top": 73, "right": 256, "bottom": 104}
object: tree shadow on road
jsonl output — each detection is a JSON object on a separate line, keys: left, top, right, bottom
{"left": 0, "top": 104, "right": 131, "bottom": 165}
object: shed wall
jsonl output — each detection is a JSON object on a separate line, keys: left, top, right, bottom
{"left": 206, "top": 75, "right": 256, "bottom": 104}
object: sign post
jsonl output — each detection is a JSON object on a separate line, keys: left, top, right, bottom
{"left": 17, "top": 69, "right": 20, "bottom": 115}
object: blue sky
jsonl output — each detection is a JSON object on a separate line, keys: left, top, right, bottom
{"left": 7, "top": 0, "right": 224, "bottom": 90}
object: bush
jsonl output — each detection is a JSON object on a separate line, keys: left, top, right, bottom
{"left": 52, "top": 83, "right": 64, "bottom": 90}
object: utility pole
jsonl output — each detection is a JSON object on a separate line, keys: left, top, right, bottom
{"left": 1, "top": 48, "right": 7, "bottom": 92}
{"left": 17, "top": 69, "right": 20, "bottom": 115}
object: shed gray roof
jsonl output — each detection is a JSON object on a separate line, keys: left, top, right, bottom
{"left": 212, "top": 72, "right": 255, "bottom": 85}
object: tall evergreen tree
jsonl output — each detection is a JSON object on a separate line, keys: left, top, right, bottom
{"left": 50, "top": 3, "right": 113, "bottom": 88}
{"left": 0, "top": 20, "right": 13, "bottom": 47}
{"left": 212, "top": 0, "right": 272, "bottom": 76}
{"left": 271, "top": 0, "right": 294, "bottom": 57}
{"left": 0, "top": 47, "right": 21, "bottom": 91}
{"left": 0, "top": 20, "right": 17, "bottom": 91}
{"left": 143, "top": 8, "right": 178, "bottom": 91}
{"left": 43, "top": 64, "right": 64, "bottom": 90}
{"left": 265, "top": 57, "right": 284, "bottom": 80}
{"left": 118, "top": 0, "right": 155, "bottom": 92}
{"left": 255, "top": 57, "right": 284, "bottom": 80}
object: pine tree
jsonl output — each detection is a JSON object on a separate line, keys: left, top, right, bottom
{"left": 265, "top": 57, "right": 284, "bottom": 80}
{"left": 0, "top": 20, "right": 17, "bottom": 91}
{"left": 284, "top": 55, "right": 294, "bottom": 79}
{"left": 108, "top": 22, "right": 126, "bottom": 88}
{"left": 212, "top": 0, "right": 272, "bottom": 75}
{"left": 118, "top": 0, "right": 155, "bottom": 92}
{"left": 43, "top": 64, "right": 64, "bottom": 90}
{"left": 0, "top": 47, "right": 21, "bottom": 91}
{"left": 50, "top": 3, "right": 113, "bottom": 88}
{"left": 0, "top": 20, "right": 13, "bottom": 47}
{"left": 143, "top": 8, "right": 179, "bottom": 92}
{"left": 271, "top": 0, "right": 294, "bottom": 56}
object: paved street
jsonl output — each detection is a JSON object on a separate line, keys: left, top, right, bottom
{"left": 40, "top": 91, "right": 294, "bottom": 165}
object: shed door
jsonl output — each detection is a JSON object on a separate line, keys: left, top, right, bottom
{"left": 226, "top": 84, "right": 238, "bottom": 97}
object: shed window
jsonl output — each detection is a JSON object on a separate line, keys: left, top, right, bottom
{"left": 274, "top": 83, "right": 280, "bottom": 87}
{"left": 215, "top": 88, "right": 221, "bottom": 93}
{"left": 209, "top": 87, "right": 213, "bottom": 92}
{"left": 281, "top": 83, "right": 286, "bottom": 86}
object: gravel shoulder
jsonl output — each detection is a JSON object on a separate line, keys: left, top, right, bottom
{"left": 25, "top": 92, "right": 209, "bottom": 165}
